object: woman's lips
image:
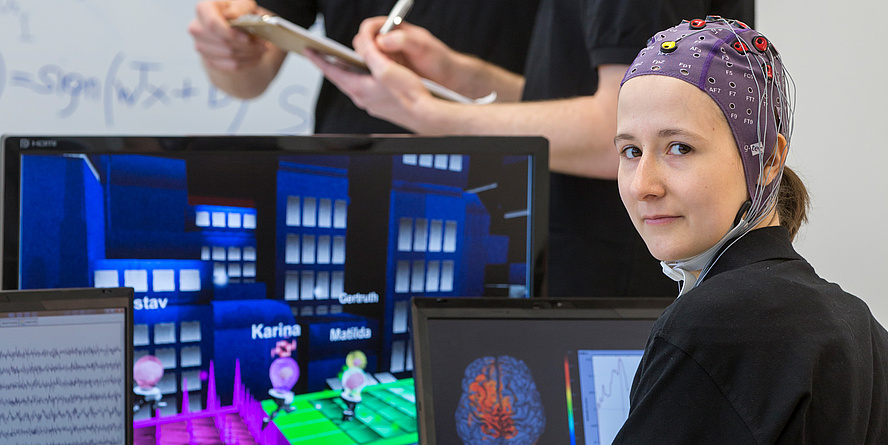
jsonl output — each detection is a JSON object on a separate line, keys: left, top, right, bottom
{"left": 643, "top": 215, "right": 681, "bottom": 225}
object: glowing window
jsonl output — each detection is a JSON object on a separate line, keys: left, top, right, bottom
{"left": 195, "top": 211, "right": 210, "bottom": 227}
{"left": 243, "top": 213, "right": 257, "bottom": 229}
{"left": 300, "top": 271, "right": 315, "bottom": 300}
{"left": 212, "top": 246, "right": 226, "bottom": 261}
{"left": 398, "top": 217, "right": 413, "bottom": 251}
{"left": 181, "top": 347, "right": 201, "bottom": 367}
{"left": 426, "top": 260, "right": 440, "bottom": 292}
{"left": 413, "top": 218, "right": 428, "bottom": 252}
{"left": 213, "top": 263, "right": 227, "bottom": 286}
{"left": 228, "top": 247, "right": 241, "bottom": 261}
{"left": 331, "top": 271, "right": 344, "bottom": 300}
{"left": 402, "top": 154, "right": 417, "bottom": 165}
{"left": 419, "top": 154, "right": 434, "bottom": 168}
{"left": 286, "top": 196, "right": 301, "bottom": 227}
{"left": 154, "top": 323, "right": 176, "bottom": 345}
{"left": 332, "top": 236, "right": 346, "bottom": 264}
{"left": 315, "top": 271, "right": 330, "bottom": 300}
{"left": 395, "top": 260, "right": 410, "bottom": 293}
{"left": 180, "top": 269, "right": 201, "bottom": 292}
{"left": 428, "top": 220, "right": 443, "bottom": 252}
{"left": 200, "top": 246, "right": 210, "bottom": 261}
{"left": 444, "top": 221, "right": 458, "bottom": 252}
{"left": 317, "top": 236, "right": 331, "bottom": 264}
{"left": 302, "top": 197, "right": 317, "bottom": 227}
{"left": 211, "top": 211, "right": 226, "bottom": 228}
{"left": 285, "top": 234, "right": 300, "bottom": 264}
{"left": 133, "top": 324, "right": 149, "bottom": 346}
{"left": 391, "top": 340, "right": 406, "bottom": 373}
{"left": 180, "top": 321, "right": 201, "bottom": 342}
{"left": 441, "top": 261, "right": 455, "bottom": 292}
{"left": 227, "top": 263, "right": 241, "bottom": 278}
{"left": 449, "top": 155, "right": 463, "bottom": 172}
{"left": 152, "top": 269, "right": 175, "bottom": 292}
{"left": 334, "top": 200, "right": 347, "bottom": 228}
{"left": 155, "top": 347, "right": 177, "bottom": 369}
{"left": 124, "top": 270, "right": 148, "bottom": 293}
{"left": 284, "top": 271, "right": 299, "bottom": 301}
{"left": 434, "top": 154, "right": 448, "bottom": 170}
{"left": 227, "top": 212, "right": 241, "bottom": 228}
{"left": 302, "top": 235, "right": 316, "bottom": 264}
{"left": 318, "top": 198, "right": 332, "bottom": 228}
{"left": 411, "top": 260, "right": 425, "bottom": 292}
{"left": 243, "top": 263, "right": 256, "bottom": 278}
{"left": 94, "top": 270, "right": 119, "bottom": 288}
{"left": 243, "top": 247, "right": 257, "bottom": 261}
{"left": 393, "top": 301, "right": 409, "bottom": 334}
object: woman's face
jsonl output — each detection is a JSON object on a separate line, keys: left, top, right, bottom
{"left": 615, "top": 75, "right": 749, "bottom": 263}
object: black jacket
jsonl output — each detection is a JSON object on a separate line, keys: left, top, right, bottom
{"left": 615, "top": 226, "right": 888, "bottom": 443}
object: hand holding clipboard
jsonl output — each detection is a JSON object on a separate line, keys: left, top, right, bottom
{"left": 230, "top": 14, "right": 496, "bottom": 104}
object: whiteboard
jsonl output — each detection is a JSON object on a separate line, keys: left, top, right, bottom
{"left": 0, "top": 0, "right": 322, "bottom": 137}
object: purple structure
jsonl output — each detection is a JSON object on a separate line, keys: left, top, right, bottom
{"left": 133, "top": 360, "right": 291, "bottom": 445}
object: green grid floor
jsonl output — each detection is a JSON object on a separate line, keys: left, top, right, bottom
{"left": 261, "top": 378, "right": 418, "bottom": 445}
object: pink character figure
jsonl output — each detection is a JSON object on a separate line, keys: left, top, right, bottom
{"left": 271, "top": 339, "right": 296, "bottom": 358}
{"left": 340, "top": 350, "right": 369, "bottom": 421}
{"left": 264, "top": 339, "right": 300, "bottom": 427}
{"left": 133, "top": 355, "right": 167, "bottom": 415}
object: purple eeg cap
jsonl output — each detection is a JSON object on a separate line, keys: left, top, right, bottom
{"left": 621, "top": 16, "right": 789, "bottom": 200}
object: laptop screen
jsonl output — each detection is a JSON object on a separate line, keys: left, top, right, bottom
{"left": 411, "top": 297, "right": 672, "bottom": 445}
{"left": 0, "top": 287, "right": 133, "bottom": 445}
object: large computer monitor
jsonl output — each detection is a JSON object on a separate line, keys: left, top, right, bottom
{"left": 1, "top": 135, "right": 548, "bottom": 444}
{"left": 0, "top": 287, "right": 134, "bottom": 445}
{"left": 411, "top": 297, "right": 672, "bottom": 445}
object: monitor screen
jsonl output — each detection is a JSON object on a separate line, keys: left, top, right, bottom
{"left": 0, "top": 287, "right": 133, "bottom": 445}
{"left": 411, "top": 297, "right": 671, "bottom": 445}
{"left": 1, "top": 135, "right": 548, "bottom": 444}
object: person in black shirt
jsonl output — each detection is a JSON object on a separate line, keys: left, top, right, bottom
{"left": 612, "top": 17, "right": 888, "bottom": 442}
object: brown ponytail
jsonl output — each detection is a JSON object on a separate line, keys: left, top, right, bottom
{"left": 777, "top": 166, "right": 809, "bottom": 240}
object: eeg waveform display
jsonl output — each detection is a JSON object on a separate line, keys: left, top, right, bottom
{"left": 0, "top": 311, "right": 127, "bottom": 445}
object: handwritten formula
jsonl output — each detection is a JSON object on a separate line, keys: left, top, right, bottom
{"left": 0, "top": 0, "right": 320, "bottom": 136}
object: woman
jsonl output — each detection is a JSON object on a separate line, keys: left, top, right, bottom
{"left": 612, "top": 17, "right": 888, "bottom": 443}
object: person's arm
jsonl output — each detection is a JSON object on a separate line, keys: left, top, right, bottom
{"left": 309, "top": 19, "right": 623, "bottom": 178}
{"left": 352, "top": 18, "right": 525, "bottom": 102}
{"left": 188, "top": 0, "right": 288, "bottom": 99}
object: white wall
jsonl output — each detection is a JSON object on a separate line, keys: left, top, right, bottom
{"left": 758, "top": 1, "right": 888, "bottom": 324}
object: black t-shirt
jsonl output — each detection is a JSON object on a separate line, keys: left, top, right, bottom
{"left": 523, "top": 0, "right": 753, "bottom": 297}
{"left": 258, "top": 0, "right": 541, "bottom": 134}
{"left": 614, "top": 227, "right": 888, "bottom": 443}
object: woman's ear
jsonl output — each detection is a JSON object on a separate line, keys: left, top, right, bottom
{"left": 763, "top": 134, "right": 788, "bottom": 185}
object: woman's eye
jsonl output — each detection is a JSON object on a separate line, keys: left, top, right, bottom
{"left": 668, "top": 143, "right": 692, "bottom": 155}
{"left": 621, "top": 146, "right": 642, "bottom": 159}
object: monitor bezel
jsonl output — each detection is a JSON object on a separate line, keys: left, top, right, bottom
{"left": 0, "top": 286, "right": 135, "bottom": 445}
{"left": 410, "top": 296, "right": 674, "bottom": 445}
{"left": 1, "top": 134, "right": 549, "bottom": 295}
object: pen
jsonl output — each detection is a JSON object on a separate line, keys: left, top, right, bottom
{"left": 378, "top": 0, "right": 414, "bottom": 34}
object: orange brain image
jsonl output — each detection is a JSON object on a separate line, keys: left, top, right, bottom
{"left": 456, "top": 356, "right": 545, "bottom": 444}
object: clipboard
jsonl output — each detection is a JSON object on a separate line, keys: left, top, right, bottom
{"left": 230, "top": 14, "right": 496, "bottom": 104}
